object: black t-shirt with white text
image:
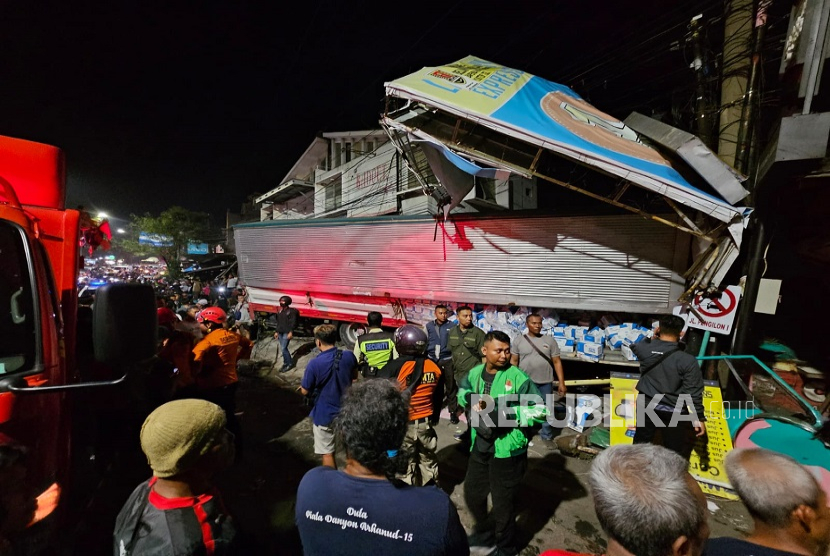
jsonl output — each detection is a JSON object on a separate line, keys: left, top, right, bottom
{"left": 705, "top": 537, "right": 808, "bottom": 556}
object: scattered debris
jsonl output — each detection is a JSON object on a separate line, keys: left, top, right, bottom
{"left": 555, "top": 431, "right": 590, "bottom": 457}
{"left": 588, "top": 427, "right": 610, "bottom": 449}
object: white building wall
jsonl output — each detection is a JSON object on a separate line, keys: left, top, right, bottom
{"left": 344, "top": 141, "right": 400, "bottom": 218}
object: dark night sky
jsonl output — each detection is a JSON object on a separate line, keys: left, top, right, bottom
{"left": 1, "top": 1, "right": 726, "bottom": 227}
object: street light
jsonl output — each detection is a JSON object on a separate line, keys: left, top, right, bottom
{"left": 116, "top": 228, "right": 126, "bottom": 234}
{"left": 98, "top": 212, "right": 108, "bottom": 219}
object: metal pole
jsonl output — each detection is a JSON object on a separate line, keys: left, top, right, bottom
{"left": 718, "top": 0, "right": 754, "bottom": 166}
{"left": 690, "top": 15, "right": 714, "bottom": 149}
{"left": 732, "top": 216, "right": 766, "bottom": 354}
{"left": 734, "top": 0, "right": 771, "bottom": 176}
{"left": 698, "top": 330, "right": 711, "bottom": 358}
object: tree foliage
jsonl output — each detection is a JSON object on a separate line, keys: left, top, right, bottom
{"left": 122, "top": 206, "right": 212, "bottom": 278}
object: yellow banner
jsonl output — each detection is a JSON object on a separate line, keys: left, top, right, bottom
{"left": 609, "top": 373, "right": 738, "bottom": 500}
{"left": 609, "top": 372, "right": 639, "bottom": 445}
{"left": 690, "top": 383, "right": 739, "bottom": 500}
{"left": 387, "top": 56, "right": 532, "bottom": 117}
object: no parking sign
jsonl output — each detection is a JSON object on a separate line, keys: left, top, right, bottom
{"left": 685, "top": 285, "right": 743, "bottom": 335}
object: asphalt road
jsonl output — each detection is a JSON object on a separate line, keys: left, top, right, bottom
{"left": 65, "top": 335, "right": 754, "bottom": 556}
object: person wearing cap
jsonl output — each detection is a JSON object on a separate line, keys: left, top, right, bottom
{"left": 295, "top": 379, "right": 468, "bottom": 556}
{"left": 113, "top": 399, "right": 238, "bottom": 555}
{"left": 378, "top": 324, "right": 444, "bottom": 487}
{"left": 272, "top": 295, "right": 300, "bottom": 373}
{"left": 192, "top": 307, "right": 251, "bottom": 457}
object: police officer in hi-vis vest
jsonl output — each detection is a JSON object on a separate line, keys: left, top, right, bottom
{"left": 352, "top": 311, "right": 397, "bottom": 378}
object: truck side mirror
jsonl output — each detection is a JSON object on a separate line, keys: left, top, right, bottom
{"left": 4, "top": 283, "right": 158, "bottom": 395}
{"left": 93, "top": 283, "right": 157, "bottom": 365}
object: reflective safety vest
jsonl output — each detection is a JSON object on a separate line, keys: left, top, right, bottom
{"left": 358, "top": 330, "right": 395, "bottom": 371}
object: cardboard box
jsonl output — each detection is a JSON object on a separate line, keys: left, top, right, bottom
{"left": 554, "top": 337, "right": 575, "bottom": 353}
{"left": 572, "top": 326, "right": 589, "bottom": 340}
{"left": 584, "top": 326, "right": 606, "bottom": 343}
{"left": 567, "top": 395, "right": 602, "bottom": 432}
{"left": 576, "top": 341, "right": 604, "bottom": 363}
{"left": 621, "top": 344, "right": 638, "bottom": 361}
{"left": 606, "top": 333, "right": 623, "bottom": 350}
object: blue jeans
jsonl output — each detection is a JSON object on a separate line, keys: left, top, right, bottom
{"left": 277, "top": 333, "right": 292, "bottom": 367}
{"left": 535, "top": 382, "right": 555, "bottom": 440}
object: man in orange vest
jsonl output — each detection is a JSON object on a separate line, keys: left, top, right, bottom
{"left": 378, "top": 325, "right": 444, "bottom": 486}
{"left": 192, "top": 306, "right": 252, "bottom": 458}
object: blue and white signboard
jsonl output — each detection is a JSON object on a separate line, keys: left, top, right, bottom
{"left": 385, "top": 56, "right": 744, "bottom": 223}
{"left": 187, "top": 242, "right": 209, "bottom": 255}
{"left": 138, "top": 232, "right": 173, "bottom": 247}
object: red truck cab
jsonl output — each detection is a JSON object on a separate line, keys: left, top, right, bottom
{"left": 0, "top": 135, "right": 156, "bottom": 552}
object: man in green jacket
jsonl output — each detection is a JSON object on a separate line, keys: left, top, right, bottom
{"left": 458, "top": 330, "right": 548, "bottom": 556}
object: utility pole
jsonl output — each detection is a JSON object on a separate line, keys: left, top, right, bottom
{"left": 718, "top": 0, "right": 754, "bottom": 168}
{"left": 690, "top": 14, "right": 715, "bottom": 149}
{"left": 730, "top": 0, "right": 772, "bottom": 355}
{"left": 734, "top": 0, "right": 772, "bottom": 178}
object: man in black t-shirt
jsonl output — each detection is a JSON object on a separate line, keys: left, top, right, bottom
{"left": 272, "top": 295, "right": 300, "bottom": 372}
{"left": 632, "top": 314, "right": 706, "bottom": 460}
{"left": 706, "top": 448, "right": 830, "bottom": 556}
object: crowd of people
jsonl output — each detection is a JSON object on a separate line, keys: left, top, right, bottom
{"left": 98, "top": 298, "right": 829, "bottom": 556}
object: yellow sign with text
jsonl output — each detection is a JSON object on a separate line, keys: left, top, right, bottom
{"left": 609, "top": 373, "right": 739, "bottom": 500}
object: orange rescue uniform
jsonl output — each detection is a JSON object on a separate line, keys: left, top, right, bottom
{"left": 192, "top": 329, "right": 252, "bottom": 390}
{"left": 395, "top": 359, "right": 443, "bottom": 421}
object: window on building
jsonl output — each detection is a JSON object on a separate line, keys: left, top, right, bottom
{"left": 334, "top": 144, "right": 341, "bottom": 168}
{"left": 325, "top": 181, "right": 342, "bottom": 212}
{"left": 366, "top": 141, "right": 374, "bottom": 153}
{"left": 344, "top": 143, "right": 352, "bottom": 163}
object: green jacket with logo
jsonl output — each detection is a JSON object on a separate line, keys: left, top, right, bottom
{"left": 458, "top": 364, "right": 548, "bottom": 458}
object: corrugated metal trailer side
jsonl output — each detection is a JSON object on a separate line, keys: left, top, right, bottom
{"left": 235, "top": 213, "right": 689, "bottom": 319}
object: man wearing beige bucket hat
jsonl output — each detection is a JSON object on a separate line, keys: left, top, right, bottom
{"left": 113, "top": 399, "right": 238, "bottom": 555}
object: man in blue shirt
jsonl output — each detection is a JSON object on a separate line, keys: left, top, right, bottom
{"left": 300, "top": 323, "right": 357, "bottom": 469}
{"left": 425, "top": 305, "right": 454, "bottom": 419}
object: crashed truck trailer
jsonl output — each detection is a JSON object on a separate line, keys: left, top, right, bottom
{"left": 235, "top": 212, "right": 689, "bottom": 345}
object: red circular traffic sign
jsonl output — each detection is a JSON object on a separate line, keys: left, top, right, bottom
{"left": 694, "top": 288, "right": 737, "bottom": 318}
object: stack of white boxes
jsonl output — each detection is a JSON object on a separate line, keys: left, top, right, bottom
{"left": 552, "top": 324, "right": 580, "bottom": 354}
{"left": 576, "top": 326, "right": 606, "bottom": 362}
{"left": 604, "top": 323, "right": 650, "bottom": 361}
